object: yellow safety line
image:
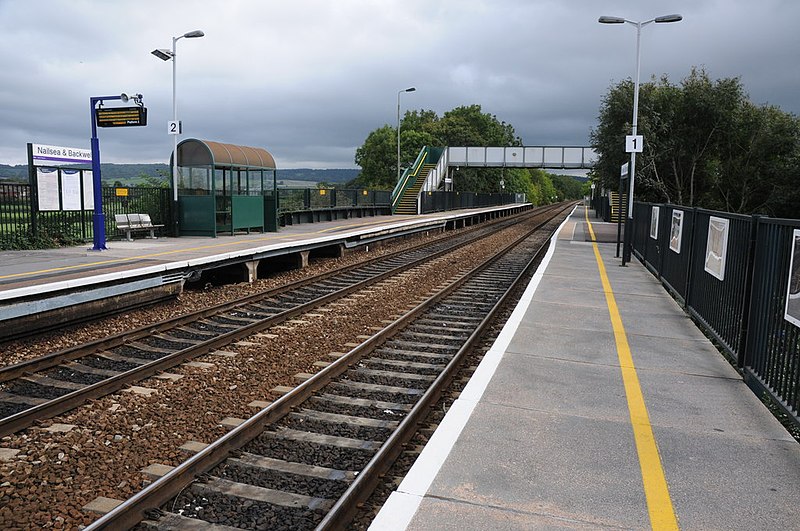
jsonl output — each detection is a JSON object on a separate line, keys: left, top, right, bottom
{"left": 584, "top": 207, "right": 679, "bottom": 530}
{"left": 0, "top": 232, "right": 303, "bottom": 281}
{"left": 3, "top": 214, "right": 439, "bottom": 281}
{"left": 0, "top": 214, "right": 438, "bottom": 279}
{"left": 316, "top": 218, "right": 400, "bottom": 233}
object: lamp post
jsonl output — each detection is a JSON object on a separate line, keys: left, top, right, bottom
{"left": 152, "top": 29, "right": 204, "bottom": 236}
{"left": 599, "top": 14, "right": 681, "bottom": 265}
{"left": 397, "top": 87, "right": 416, "bottom": 183}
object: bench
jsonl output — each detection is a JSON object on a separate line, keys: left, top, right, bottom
{"left": 114, "top": 213, "right": 164, "bottom": 241}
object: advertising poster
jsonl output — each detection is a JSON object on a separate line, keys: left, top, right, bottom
{"left": 704, "top": 216, "right": 729, "bottom": 281}
{"left": 36, "top": 167, "right": 60, "bottom": 211}
{"left": 650, "top": 206, "right": 660, "bottom": 240}
{"left": 669, "top": 210, "right": 684, "bottom": 254}
{"left": 82, "top": 170, "right": 94, "bottom": 210}
{"left": 785, "top": 229, "right": 800, "bottom": 328}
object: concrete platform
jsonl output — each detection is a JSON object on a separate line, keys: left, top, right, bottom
{"left": 0, "top": 204, "right": 527, "bottom": 297}
{"left": 371, "top": 205, "right": 800, "bottom": 530}
{"left": 0, "top": 204, "right": 528, "bottom": 337}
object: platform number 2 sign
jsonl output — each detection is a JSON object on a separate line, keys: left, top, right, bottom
{"left": 167, "top": 121, "right": 181, "bottom": 135}
{"left": 626, "top": 135, "right": 644, "bottom": 153}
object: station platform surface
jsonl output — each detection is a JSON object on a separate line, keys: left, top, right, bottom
{"left": 371, "top": 205, "right": 800, "bottom": 530}
{"left": 0, "top": 205, "right": 524, "bottom": 302}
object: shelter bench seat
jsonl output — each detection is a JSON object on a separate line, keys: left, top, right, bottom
{"left": 114, "top": 213, "right": 164, "bottom": 241}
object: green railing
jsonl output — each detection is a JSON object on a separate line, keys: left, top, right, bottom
{"left": 391, "top": 146, "right": 437, "bottom": 213}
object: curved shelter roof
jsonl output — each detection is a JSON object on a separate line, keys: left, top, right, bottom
{"left": 177, "top": 138, "right": 277, "bottom": 169}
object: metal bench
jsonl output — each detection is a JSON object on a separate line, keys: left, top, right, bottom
{"left": 114, "top": 213, "right": 164, "bottom": 241}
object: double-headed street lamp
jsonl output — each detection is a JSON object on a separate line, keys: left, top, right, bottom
{"left": 599, "top": 14, "right": 681, "bottom": 265}
{"left": 152, "top": 29, "right": 204, "bottom": 235}
{"left": 397, "top": 86, "right": 416, "bottom": 182}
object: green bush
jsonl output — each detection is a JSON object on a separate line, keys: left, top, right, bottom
{"left": 0, "top": 229, "right": 59, "bottom": 250}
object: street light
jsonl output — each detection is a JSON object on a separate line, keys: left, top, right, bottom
{"left": 152, "top": 29, "right": 204, "bottom": 235}
{"left": 599, "top": 14, "right": 681, "bottom": 265}
{"left": 397, "top": 87, "right": 416, "bottom": 183}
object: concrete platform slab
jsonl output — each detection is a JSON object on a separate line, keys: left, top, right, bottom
{"left": 482, "top": 352, "right": 630, "bottom": 422}
{"left": 638, "top": 369, "right": 793, "bottom": 440}
{"left": 505, "top": 322, "right": 617, "bottom": 366}
{"left": 655, "top": 426, "right": 800, "bottom": 529}
{"left": 420, "top": 404, "right": 649, "bottom": 529}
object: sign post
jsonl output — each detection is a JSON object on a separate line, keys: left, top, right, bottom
{"left": 621, "top": 135, "right": 643, "bottom": 265}
{"left": 89, "top": 93, "right": 146, "bottom": 251}
{"left": 617, "top": 162, "right": 629, "bottom": 258}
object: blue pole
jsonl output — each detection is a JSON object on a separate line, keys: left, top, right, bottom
{"left": 89, "top": 95, "right": 123, "bottom": 251}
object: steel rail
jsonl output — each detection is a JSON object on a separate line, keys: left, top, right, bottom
{"left": 317, "top": 204, "right": 571, "bottom": 529}
{"left": 0, "top": 207, "right": 555, "bottom": 437}
{"left": 85, "top": 202, "right": 574, "bottom": 530}
{"left": 0, "top": 206, "right": 541, "bottom": 382}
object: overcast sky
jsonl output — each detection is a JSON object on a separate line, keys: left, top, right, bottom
{"left": 0, "top": 0, "right": 798, "bottom": 169}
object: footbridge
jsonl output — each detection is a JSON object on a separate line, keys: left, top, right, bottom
{"left": 392, "top": 145, "right": 597, "bottom": 214}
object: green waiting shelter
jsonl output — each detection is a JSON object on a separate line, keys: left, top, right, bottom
{"left": 172, "top": 138, "right": 278, "bottom": 237}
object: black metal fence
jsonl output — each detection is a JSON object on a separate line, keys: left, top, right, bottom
{"left": 0, "top": 182, "right": 171, "bottom": 247}
{"left": 1, "top": 184, "right": 395, "bottom": 247}
{"left": 420, "top": 191, "right": 526, "bottom": 214}
{"left": 277, "top": 188, "right": 390, "bottom": 213}
{"left": 0, "top": 183, "right": 30, "bottom": 236}
{"left": 632, "top": 202, "right": 799, "bottom": 426}
{"left": 591, "top": 193, "right": 610, "bottom": 220}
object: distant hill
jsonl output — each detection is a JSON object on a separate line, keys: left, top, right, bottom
{"left": 0, "top": 164, "right": 360, "bottom": 186}
{"left": 277, "top": 168, "right": 359, "bottom": 184}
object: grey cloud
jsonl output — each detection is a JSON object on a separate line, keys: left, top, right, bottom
{"left": 0, "top": 0, "right": 797, "bottom": 169}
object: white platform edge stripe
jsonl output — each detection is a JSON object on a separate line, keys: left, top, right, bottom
{"left": 368, "top": 205, "right": 578, "bottom": 531}
{"left": 0, "top": 205, "right": 522, "bottom": 303}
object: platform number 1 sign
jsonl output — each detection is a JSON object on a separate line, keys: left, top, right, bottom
{"left": 626, "top": 135, "right": 644, "bottom": 153}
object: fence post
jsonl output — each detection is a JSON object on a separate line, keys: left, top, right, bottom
{"left": 683, "top": 208, "right": 699, "bottom": 310}
{"left": 657, "top": 203, "right": 667, "bottom": 279}
{"left": 736, "top": 215, "right": 761, "bottom": 369}
{"left": 27, "top": 143, "right": 38, "bottom": 237}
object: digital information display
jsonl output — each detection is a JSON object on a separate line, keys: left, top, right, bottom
{"left": 95, "top": 106, "right": 147, "bottom": 127}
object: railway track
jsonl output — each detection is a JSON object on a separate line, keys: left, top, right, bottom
{"left": 0, "top": 205, "right": 557, "bottom": 438}
{"left": 84, "top": 202, "right": 573, "bottom": 530}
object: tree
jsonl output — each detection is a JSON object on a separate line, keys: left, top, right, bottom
{"left": 711, "top": 102, "right": 800, "bottom": 214}
{"left": 352, "top": 104, "right": 523, "bottom": 193}
{"left": 530, "top": 169, "right": 557, "bottom": 204}
{"left": 353, "top": 125, "right": 397, "bottom": 189}
{"left": 138, "top": 170, "right": 169, "bottom": 188}
{"left": 430, "top": 105, "right": 520, "bottom": 147}
{"left": 590, "top": 67, "right": 800, "bottom": 218}
{"left": 551, "top": 174, "right": 585, "bottom": 200}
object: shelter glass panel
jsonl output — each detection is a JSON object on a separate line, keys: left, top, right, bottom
{"left": 214, "top": 169, "right": 224, "bottom": 195}
{"left": 179, "top": 166, "right": 211, "bottom": 195}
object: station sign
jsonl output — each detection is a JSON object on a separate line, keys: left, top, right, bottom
{"left": 31, "top": 143, "right": 92, "bottom": 165}
{"left": 95, "top": 106, "right": 148, "bottom": 127}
